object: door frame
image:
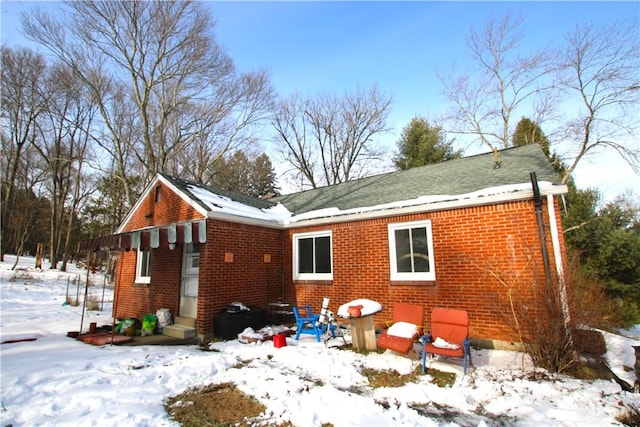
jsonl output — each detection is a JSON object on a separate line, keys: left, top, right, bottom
{"left": 179, "top": 242, "right": 200, "bottom": 318}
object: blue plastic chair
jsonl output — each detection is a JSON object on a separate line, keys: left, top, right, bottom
{"left": 293, "top": 305, "right": 336, "bottom": 342}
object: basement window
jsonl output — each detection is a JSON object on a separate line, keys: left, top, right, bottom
{"left": 293, "top": 231, "right": 332, "bottom": 281}
{"left": 388, "top": 220, "right": 436, "bottom": 281}
{"left": 135, "top": 248, "right": 151, "bottom": 284}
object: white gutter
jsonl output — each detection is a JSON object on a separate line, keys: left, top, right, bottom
{"left": 204, "top": 184, "right": 568, "bottom": 230}
{"left": 206, "top": 211, "right": 285, "bottom": 229}
{"left": 283, "top": 185, "right": 568, "bottom": 229}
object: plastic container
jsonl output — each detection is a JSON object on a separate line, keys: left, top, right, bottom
{"left": 273, "top": 333, "right": 287, "bottom": 348}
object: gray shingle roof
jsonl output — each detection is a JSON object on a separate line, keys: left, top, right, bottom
{"left": 159, "top": 145, "right": 562, "bottom": 219}
{"left": 272, "top": 144, "right": 562, "bottom": 215}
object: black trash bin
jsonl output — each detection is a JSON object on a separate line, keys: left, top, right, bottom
{"left": 214, "top": 306, "right": 267, "bottom": 340}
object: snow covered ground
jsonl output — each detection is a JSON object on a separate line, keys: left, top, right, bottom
{"left": 1, "top": 255, "right": 638, "bottom": 426}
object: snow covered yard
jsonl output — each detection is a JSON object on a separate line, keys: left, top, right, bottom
{"left": 1, "top": 255, "right": 638, "bottom": 426}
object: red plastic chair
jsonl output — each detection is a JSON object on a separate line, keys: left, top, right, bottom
{"left": 376, "top": 303, "right": 424, "bottom": 357}
{"left": 421, "top": 308, "right": 472, "bottom": 374}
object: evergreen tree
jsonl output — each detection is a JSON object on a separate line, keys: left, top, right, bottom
{"left": 393, "top": 116, "right": 461, "bottom": 170}
{"left": 252, "top": 153, "right": 280, "bottom": 198}
{"left": 210, "top": 151, "right": 279, "bottom": 198}
{"left": 82, "top": 175, "right": 135, "bottom": 238}
{"left": 512, "top": 117, "right": 566, "bottom": 178}
{"left": 211, "top": 151, "right": 252, "bottom": 195}
{"left": 512, "top": 117, "right": 550, "bottom": 154}
{"left": 563, "top": 186, "right": 640, "bottom": 325}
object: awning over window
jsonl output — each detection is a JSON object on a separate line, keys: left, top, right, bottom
{"left": 122, "top": 220, "right": 207, "bottom": 250}
{"left": 76, "top": 235, "right": 121, "bottom": 252}
{"left": 77, "top": 220, "right": 207, "bottom": 252}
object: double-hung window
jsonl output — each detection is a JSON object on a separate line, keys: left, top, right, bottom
{"left": 388, "top": 220, "right": 435, "bottom": 281}
{"left": 135, "top": 248, "right": 151, "bottom": 284}
{"left": 293, "top": 231, "right": 332, "bottom": 280}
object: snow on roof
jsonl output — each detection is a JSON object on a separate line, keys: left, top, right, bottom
{"left": 287, "top": 181, "right": 555, "bottom": 223}
{"left": 187, "top": 185, "right": 292, "bottom": 223}
{"left": 188, "top": 181, "right": 559, "bottom": 227}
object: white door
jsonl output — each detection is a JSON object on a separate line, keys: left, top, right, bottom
{"left": 180, "top": 243, "right": 200, "bottom": 318}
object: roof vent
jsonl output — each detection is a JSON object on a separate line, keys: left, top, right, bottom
{"left": 492, "top": 147, "right": 502, "bottom": 169}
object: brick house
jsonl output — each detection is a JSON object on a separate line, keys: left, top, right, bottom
{"left": 112, "top": 144, "right": 569, "bottom": 346}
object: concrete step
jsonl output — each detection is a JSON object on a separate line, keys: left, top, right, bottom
{"left": 162, "top": 324, "right": 196, "bottom": 340}
{"left": 174, "top": 316, "right": 196, "bottom": 328}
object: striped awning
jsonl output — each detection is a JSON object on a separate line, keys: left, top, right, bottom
{"left": 77, "top": 220, "right": 207, "bottom": 252}
{"left": 76, "top": 235, "right": 121, "bottom": 252}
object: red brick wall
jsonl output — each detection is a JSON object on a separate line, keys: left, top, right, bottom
{"left": 195, "top": 220, "right": 283, "bottom": 336}
{"left": 122, "top": 180, "right": 204, "bottom": 232}
{"left": 113, "top": 250, "right": 148, "bottom": 318}
{"left": 113, "top": 245, "right": 183, "bottom": 321}
{"left": 114, "top": 178, "right": 206, "bottom": 324}
{"left": 114, "top": 178, "right": 568, "bottom": 344}
{"left": 115, "top": 218, "right": 283, "bottom": 338}
{"left": 285, "top": 197, "right": 568, "bottom": 344}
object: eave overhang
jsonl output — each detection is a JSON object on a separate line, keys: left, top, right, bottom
{"left": 207, "top": 182, "right": 569, "bottom": 229}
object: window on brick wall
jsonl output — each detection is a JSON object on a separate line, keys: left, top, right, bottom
{"left": 293, "top": 231, "right": 332, "bottom": 280}
{"left": 135, "top": 248, "right": 151, "bottom": 284}
{"left": 388, "top": 220, "right": 436, "bottom": 281}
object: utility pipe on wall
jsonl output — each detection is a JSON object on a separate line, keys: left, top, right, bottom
{"left": 531, "top": 172, "right": 573, "bottom": 335}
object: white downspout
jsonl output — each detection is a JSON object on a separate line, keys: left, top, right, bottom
{"left": 547, "top": 194, "right": 571, "bottom": 324}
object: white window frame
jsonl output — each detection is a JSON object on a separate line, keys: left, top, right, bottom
{"left": 388, "top": 220, "right": 436, "bottom": 281}
{"left": 183, "top": 243, "right": 200, "bottom": 276}
{"left": 292, "top": 230, "right": 333, "bottom": 281}
{"left": 135, "top": 248, "right": 151, "bottom": 284}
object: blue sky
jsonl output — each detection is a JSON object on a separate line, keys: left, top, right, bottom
{"left": 208, "top": 2, "right": 638, "bottom": 128}
{"left": 2, "top": 1, "right": 639, "bottom": 198}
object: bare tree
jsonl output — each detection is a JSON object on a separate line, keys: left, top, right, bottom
{"left": 0, "top": 47, "right": 48, "bottom": 261}
{"left": 272, "top": 86, "right": 392, "bottom": 189}
{"left": 438, "top": 13, "right": 639, "bottom": 186}
{"left": 89, "top": 80, "right": 145, "bottom": 208}
{"left": 553, "top": 21, "right": 640, "bottom": 184}
{"left": 60, "top": 106, "right": 97, "bottom": 271}
{"left": 168, "top": 69, "right": 274, "bottom": 184}
{"left": 23, "top": 1, "right": 273, "bottom": 206}
{"left": 0, "top": 134, "right": 48, "bottom": 269}
{"left": 30, "top": 63, "right": 96, "bottom": 269}
{"left": 438, "top": 12, "right": 553, "bottom": 152}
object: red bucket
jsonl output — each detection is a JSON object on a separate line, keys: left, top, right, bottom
{"left": 273, "top": 334, "right": 287, "bottom": 348}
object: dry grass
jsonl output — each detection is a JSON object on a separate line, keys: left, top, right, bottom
{"left": 361, "top": 364, "right": 458, "bottom": 388}
{"left": 564, "top": 358, "right": 615, "bottom": 381}
{"left": 164, "top": 364, "right": 456, "bottom": 426}
{"left": 65, "top": 296, "right": 80, "bottom": 306}
{"left": 616, "top": 404, "right": 640, "bottom": 427}
{"left": 85, "top": 294, "right": 101, "bottom": 311}
{"left": 422, "top": 368, "right": 458, "bottom": 388}
{"left": 165, "top": 382, "right": 271, "bottom": 427}
{"left": 65, "top": 292, "right": 101, "bottom": 310}
{"left": 341, "top": 343, "right": 457, "bottom": 388}
{"left": 361, "top": 367, "right": 420, "bottom": 388}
